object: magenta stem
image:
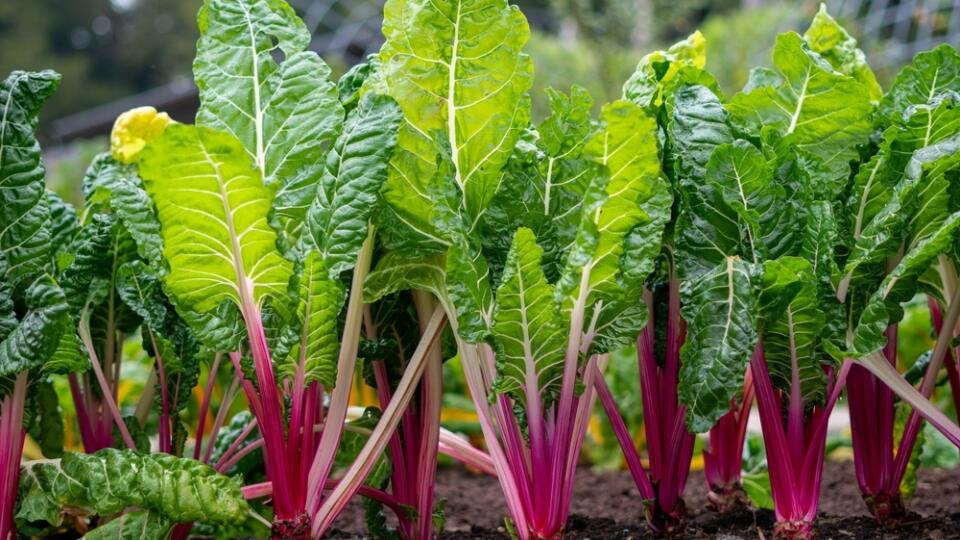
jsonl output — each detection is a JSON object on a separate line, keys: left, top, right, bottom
{"left": 0, "top": 372, "right": 28, "bottom": 540}
{"left": 193, "top": 353, "right": 222, "bottom": 460}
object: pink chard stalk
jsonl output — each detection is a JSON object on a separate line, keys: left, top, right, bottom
{"left": 356, "top": 283, "right": 496, "bottom": 539}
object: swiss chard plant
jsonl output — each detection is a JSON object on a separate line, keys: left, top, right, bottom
{"left": 0, "top": 70, "right": 254, "bottom": 540}
{"left": 362, "top": 1, "right": 670, "bottom": 537}
{"left": 835, "top": 42, "right": 960, "bottom": 524}
{"left": 662, "top": 8, "right": 960, "bottom": 539}
{"left": 593, "top": 30, "right": 753, "bottom": 530}
{"left": 111, "top": 0, "right": 460, "bottom": 537}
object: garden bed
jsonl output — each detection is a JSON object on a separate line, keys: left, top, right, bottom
{"left": 329, "top": 461, "right": 960, "bottom": 538}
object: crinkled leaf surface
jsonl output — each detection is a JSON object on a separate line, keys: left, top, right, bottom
{"left": 667, "top": 84, "right": 745, "bottom": 278}
{"left": 850, "top": 211, "right": 960, "bottom": 356}
{"left": 0, "top": 70, "right": 60, "bottom": 291}
{"left": 492, "top": 227, "right": 565, "bottom": 406}
{"left": 303, "top": 93, "right": 402, "bottom": 277}
{"left": 138, "top": 124, "right": 294, "bottom": 315}
{"left": 378, "top": 0, "right": 534, "bottom": 246}
{"left": 678, "top": 257, "right": 759, "bottom": 432}
{"left": 17, "top": 449, "right": 249, "bottom": 529}
{"left": 0, "top": 275, "right": 72, "bottom": 378}
{"left": 82, "top": 510, "right": 173, "bottom": 540}
{"left": 482, "top": 86, "right": 597, "bottom": 281}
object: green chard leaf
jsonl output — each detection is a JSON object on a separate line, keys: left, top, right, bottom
{"left": 46, "top": 191, "right": 77, "bottom": 261}
{"left": 82, "top": 152, "right": 165, "bottom": 265}
{"left": 482, "top": 86, "right": 597, "bottom": 281}
{"left": 0, "top": 275, "right": 72, "bottom": 378}
{"left": 303, "top": 93, "right": 402, "bottom": 276}
{"left": 0, "top": 70, "right": 61, "bottom": 291}
{"left": 17, "top": 449, "right": 249, "bottom": 529}
{"left": 843, "top": 134, "right": 960, "bottom": 287}
{"left": 850, "top": 211, "right": 960, "bottom": 356}
{"left": 378, "top": 0, "right": 534, "bottom": 247}
{"left": 802, "top": 4, "right": 882, "bottom": 102}
{"left": 704, "top": 140, "right": 785, "bottom": 261}
{"left": 759, "top": 257, "right": 827, "bottom": 403}
{"left": 138, "top": 123, "right": 294, "bottom": 319}
{"left": 492, "top": 227, "right": 566, "bottom": 406}
{"left": 667, "top": 84, "right": 743, "bottom": 278}
{"left": 278, "top": 93, "right": 402, "bottom": 387}
{"left": 194, "top": 0, "right": 343, "bottom": 235}
{"left": 727, "top": 31, "right": 873, "bottom": 182}
{"left": 364, "top": 252, "right": 447, "bottom": 304}
{"left": 878, "top": 44, "right": 960, "bottom": 124}
{"left": 678, "top": 256, "right": 760, "bottom": 432}
{"left": 25, "top": 378, "right": 66, "bottom": 459}
{"left": 558, "top": 99, "right": 668, "bottom": 353}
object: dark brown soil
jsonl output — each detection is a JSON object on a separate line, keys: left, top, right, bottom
{"left": 326, "top": 460, "right": 960, "bottom": 538}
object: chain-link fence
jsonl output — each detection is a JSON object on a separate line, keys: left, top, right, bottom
{"left": 829, "top": 0, "right": 960, "bottom": 68}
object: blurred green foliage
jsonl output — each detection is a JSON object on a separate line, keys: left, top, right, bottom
{"left": 0, "top": 0, "right": 198, "bottom": 128}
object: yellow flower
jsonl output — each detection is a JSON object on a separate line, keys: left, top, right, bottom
{"left": 110, "top": 106, "right": 172, "bottom": 163}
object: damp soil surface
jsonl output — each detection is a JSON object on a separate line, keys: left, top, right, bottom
{"left": 327, "top": 460, "right": 960, "bottom": 538}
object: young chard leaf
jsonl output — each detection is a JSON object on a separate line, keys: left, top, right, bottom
{"left": 378, "top": 0, "right": 534, "bottom": 247}
{"left": 802, "top": 4, "right": 882, "bottom": 102}
{"left": 492, "top": 228, "right": 565, "bottom": 407}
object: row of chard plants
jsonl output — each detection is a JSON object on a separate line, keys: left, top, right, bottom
{"left": 1, "top": 0, "right": 960, "bottom": 538}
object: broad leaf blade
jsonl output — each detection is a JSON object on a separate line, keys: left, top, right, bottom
{"left": 379, "top": 0, "right": 534, "bottom": 244}
{"left": 194, "top": 0, "right": 342, "bottom": 196}
{"left": 727, "top": 32, "right": 872, "bottom": 181}
{"left": 679, "top": 257, "right": 759, "bottom": 432}
{"left": 492, "top": 227, "right": 565, "bottom": 406}
{"left": 139, "top": 124, "right": 294, "bottom": 315}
